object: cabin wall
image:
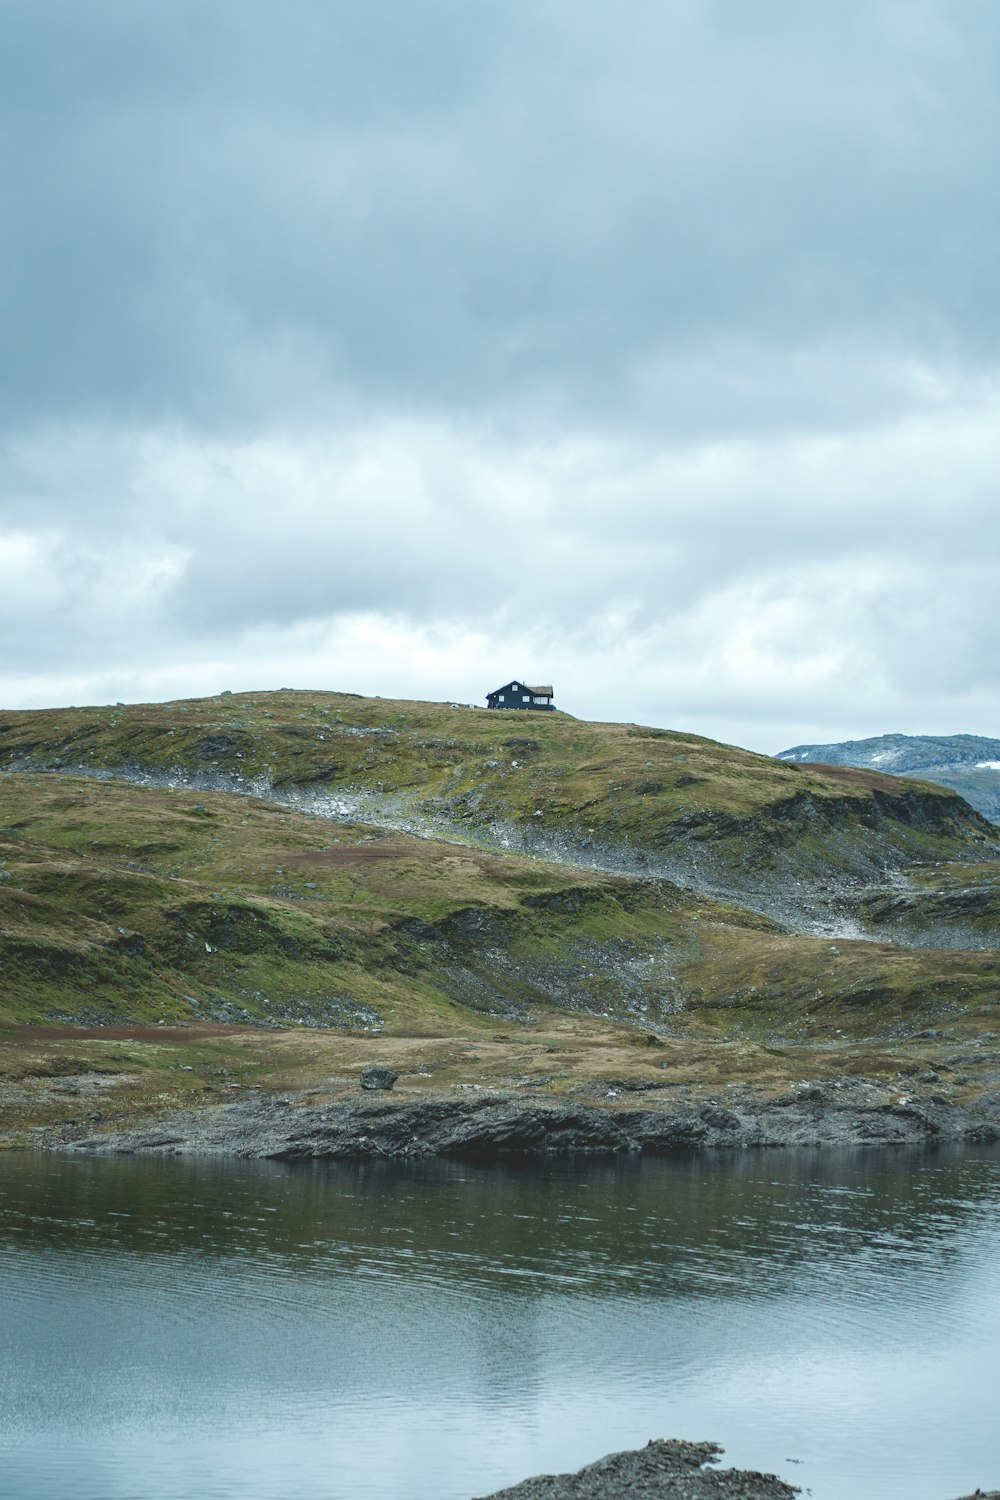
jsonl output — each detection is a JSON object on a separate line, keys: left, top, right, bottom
{"left": 487, "top": 684, "right": 555, "bottom": 710}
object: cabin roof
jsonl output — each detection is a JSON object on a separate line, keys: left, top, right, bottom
{"left": 487, "top": 681, "right": 553, "bottom": 698}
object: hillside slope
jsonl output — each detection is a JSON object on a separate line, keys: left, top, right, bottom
{"left": 778, "top": 733, "right": 1000, "bottom": 824}
{"left": 3, "top": 691, "right": 998, "bottom": 940}
{"left": 2, "top": 771, "right": 999, "bottom": 1045}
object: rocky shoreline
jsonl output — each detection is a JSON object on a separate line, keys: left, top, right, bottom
{"left": 471, "top": 1438, "right": 998, "bottom": 1500}
{"left": 35, "top": 1075, "right": 1000, "bottom": 1160}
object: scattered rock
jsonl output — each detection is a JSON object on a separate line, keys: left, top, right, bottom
{"left": 360, "top": 1064, "right": 399, "bottom": 1092}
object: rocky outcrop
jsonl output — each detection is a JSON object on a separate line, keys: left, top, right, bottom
{"left": 472, "top": 1440, "right": 796, "bottom": 1499}
{"left": 42, "top": 1079, "right": 1000, "bottom": 1160}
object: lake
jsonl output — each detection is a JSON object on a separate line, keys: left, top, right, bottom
{"left": 1, "top": 1146, "right": 999, "bottom": 1499}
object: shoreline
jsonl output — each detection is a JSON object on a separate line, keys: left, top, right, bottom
{"left": 24, "top": 1076, "right": 1000, "bottom": 1160}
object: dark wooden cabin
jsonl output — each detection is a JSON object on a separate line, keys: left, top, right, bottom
{"left": 486, "top": 680, "right": 555, "bottom": 711}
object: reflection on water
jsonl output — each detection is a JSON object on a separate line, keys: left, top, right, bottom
{"left": 1, "top": 1146, "right": 999, "bottom": 1499}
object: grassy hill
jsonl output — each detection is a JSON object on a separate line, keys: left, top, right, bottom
{"left": 2, "top": 690, "right": 997, "bottom": 934}
{"left": 2, "top": 692, "right": 999, "bottom": 1142}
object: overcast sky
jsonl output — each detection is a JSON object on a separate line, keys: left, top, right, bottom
{"left": 3, "top": 0, "right": 999, "bottom": 752}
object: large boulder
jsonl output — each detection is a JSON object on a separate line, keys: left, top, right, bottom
{"left": 360, "top": 1064, "right": 399, "bottom": 1092}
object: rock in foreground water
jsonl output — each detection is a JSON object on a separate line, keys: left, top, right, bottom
{"left": 472, "top": 1440, "right": 1000, "bottom": 1499}
{"left": 472, "top": 1440, "right": 798, "bottom": 1499}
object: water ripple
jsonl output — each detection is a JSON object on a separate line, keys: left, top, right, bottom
{"left": 2, "top": 1148, "right": 1000, "bottom": 1500}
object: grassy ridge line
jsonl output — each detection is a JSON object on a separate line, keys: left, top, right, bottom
{"left": 0, "top": 687, "right": 992, "bottom": 848}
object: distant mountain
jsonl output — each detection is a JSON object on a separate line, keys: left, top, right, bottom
{"left": 777, "top": 734, "right": 1000, "bottom": 824}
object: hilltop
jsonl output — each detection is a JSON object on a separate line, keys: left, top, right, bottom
{"left": 3, "top": 690, "right": 998, "bottom": 938}
{"left": 778, "top": 732, "right": 1000, "bottom": 824}
{"left": 1, "top": 691, "right": 999, "bottom": 1151}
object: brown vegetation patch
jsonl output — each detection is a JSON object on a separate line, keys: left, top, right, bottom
{"left": 286, "top": 837, "right": 436, "bottom": 868}
{"left": 807, "top": 762, "right": 927, "bottom": 795}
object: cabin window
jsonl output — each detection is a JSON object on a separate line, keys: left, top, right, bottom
{"left": 522, "top": 695, "right": 530, "bottom": 702}
{"left": 533, "top": 696, "right": 547, "bottom": 704}
{"left": 498, "top": 694, "right": 505, "bottom": 702}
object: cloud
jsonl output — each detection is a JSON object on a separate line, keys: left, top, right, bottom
{"left": 3, "top": 1, "right": 1000, "bottom": 435}
{"left": 2, "top": 2, "right": 1000, "bottom": 749}
{"left": 3, "top": 376, "right": 1000, "bottom": 748}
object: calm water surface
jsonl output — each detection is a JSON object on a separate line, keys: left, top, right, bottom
{"left": 1, "top": 1146, "right": 999, "bottom": 1500}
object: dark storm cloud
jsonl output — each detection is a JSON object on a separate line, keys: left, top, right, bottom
{"left": 3, "top": 0, "right": 1000, "bottom": 436}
